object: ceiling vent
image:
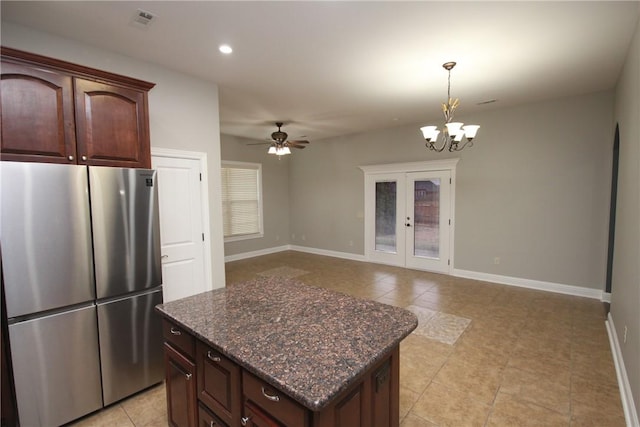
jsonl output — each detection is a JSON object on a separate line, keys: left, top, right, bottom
{"left": 130, "top": 9, "right": 156, "bottom": 29}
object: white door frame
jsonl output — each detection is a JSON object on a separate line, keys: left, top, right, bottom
{"left": 152, "top": 147, "right": 213, "bottom": 290}
{"left": 360, "top": 159, "right": 459, "bottom": 274}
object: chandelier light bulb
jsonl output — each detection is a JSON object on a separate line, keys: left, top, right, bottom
{"left": 463, "top": 125, "right": 480, "bottom": 140}
{"left": 268, "top": 146, "right": 277, "bottom": 154}
{"left": 445, "top": 122, "right": 464, "bottom": 137}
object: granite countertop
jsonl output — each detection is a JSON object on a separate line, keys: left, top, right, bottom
{"left": 156, "top": 277, "right": 417, "bottom": 411}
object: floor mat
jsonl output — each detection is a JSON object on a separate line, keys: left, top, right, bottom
{"left": 406, "top": 305, "right": 471, "bottom": 345}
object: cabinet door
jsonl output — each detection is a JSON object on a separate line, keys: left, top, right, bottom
{"left": 0, "top": 61, "right": 77, "bottom": 163}
{"left": 196, "top": 341, "right": 241, "bottom": 427}
{"left": 74, "top": 78, "right": 151, "bottom": 168}
{"left": 165, "top": 343, "right": 197, "bottom": 427}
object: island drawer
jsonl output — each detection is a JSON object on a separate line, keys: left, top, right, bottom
{"left": 242, "top": 371, "right": 308, "bottom": 427}
{"left": 196, "top": 341, "right": 241, "bottom": 426}
{"left": 198, "top": 403, "right": 227, "bottom": 427}
{"left": 163, "top": 319, "right": 195, "bottom": 358}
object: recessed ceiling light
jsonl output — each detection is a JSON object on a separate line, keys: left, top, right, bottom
{"left": 219, "top": 44, "right": 233, "bottom": 54}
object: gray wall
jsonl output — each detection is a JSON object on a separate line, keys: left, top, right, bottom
{"left": 611, "top": 16, "right": 640, "bottom": 417}
{"left": 289, "top": 91, "right": 613, "bottom": 290}
{"left": 1, "top": 22, "right": 227, "bottom": 288}
{"left": 221, "top": 135, "right": 291, "bottom": 256}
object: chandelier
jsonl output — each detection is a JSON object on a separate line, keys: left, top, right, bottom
{"left": 420, "top": 62, "right": 480, "bottom": 152}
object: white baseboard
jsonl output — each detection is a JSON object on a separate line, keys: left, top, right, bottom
{"left": 602, "top": 292, "right": 612, "bottom": 303}
{"left": 606, "top": 313, "right": 639, "bottom": 427}
{"left": 453, "top": 268, "right": 606, "bottom": 300}
{"left": 224, "top": 245, "right": 290, "bottom": 262}
{"left": 288, "top": 245, "right": 366, "bottom": 262}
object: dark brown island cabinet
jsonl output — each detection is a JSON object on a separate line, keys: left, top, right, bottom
{"left": 0, "top": 47, "right": 154, "bottom": 169}
{"left": 157, "top": 279, "right": 418, "bottom": 427}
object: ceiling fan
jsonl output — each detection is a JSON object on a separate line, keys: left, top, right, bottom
{"left": 249, "top": 122, "right": 309, "bottom": 155}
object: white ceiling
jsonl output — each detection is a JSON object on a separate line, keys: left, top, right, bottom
{"left": 2, "top": 1, "right": 639, "bottom": 142}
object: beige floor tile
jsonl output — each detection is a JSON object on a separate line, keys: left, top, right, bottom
{"left": 120, "top": 383, "right": 167, "bottom": 427}
{"left": 486, "top": 392, "right": 570, "bottom": 426}
{"left": 412, "top": 382, "right": 492, "bottom": 427}
{"left": 499, "top": 366, "right": 571, "bottom": 414}
{"left": 70, "top": 404, "right": 134, "bottom": 427}
{"left": 432, "top": 356, "right": 503, "bottom": 404}
{"left": 571, "top": 374, "right": 624, "bottom": 414}
{"left": 570, "top": 400, "right": 627, "bottom": 427}
{"left": 400, "top": 413, "right": 438, "bottom": 427}
{"left": 400, "top": 386, "right": 421, "bottom": 419}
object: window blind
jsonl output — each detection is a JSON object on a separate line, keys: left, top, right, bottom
{"left": 221, "top": 164, "right": 261, "bottom": 238}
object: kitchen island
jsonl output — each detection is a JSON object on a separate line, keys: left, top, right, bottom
{"left": 155, "top": 277, "right": 418, "bottom": 427}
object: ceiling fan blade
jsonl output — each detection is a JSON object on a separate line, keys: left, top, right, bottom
{"left": 288, "top": 140, "right": 309, "bottom": 144}
{"left": 288, "top": 144, "right": 306, "bottom": 149}
{"left": 247, "top": 142, "right": 271, "bottom": 146}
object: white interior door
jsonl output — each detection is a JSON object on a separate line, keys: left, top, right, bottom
{"left": 405, "top": 171, "right": 451, "bottom": 273}
{"left": 364, "top": 164, "right": 454, "bottom": 274}
{"left": 152, "top": 154, "right": 206, "bottom": 302}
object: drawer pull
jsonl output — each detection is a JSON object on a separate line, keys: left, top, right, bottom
{"left": 261, "top": 386, "right": 280, "bottom": 402}
{"left": 185, "top": 373, "right": 192, "bottom": 380}
{"left": 207, "top": 351, "right": 221, "bottom": 362}
{"left": 240, "top": 416, "right": 251, "bottom": 426}
{"left": 170, "top": 327, "right": 181, "bottom": 336}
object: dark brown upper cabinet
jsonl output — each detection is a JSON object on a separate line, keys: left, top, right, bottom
{"left": 1, "top": 47, "right": 155, "bottom": 168}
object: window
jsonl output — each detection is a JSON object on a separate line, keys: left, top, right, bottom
{"left": 221, "top": 161, "right": 263, "bottom": 241}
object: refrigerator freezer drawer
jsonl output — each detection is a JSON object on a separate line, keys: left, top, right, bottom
{"left": 89, "top": 166, "right": 162, "bottom": 299}
{"left": 97, "top": 288, "right": 164, "bottom": 405}
{"left": 8, "top": 305, "right": 103, "bottom": 427}
{"left": 1, "top": 162, "right": 95, "bottom": 318}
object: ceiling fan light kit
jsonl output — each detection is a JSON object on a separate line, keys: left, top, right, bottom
{"left": 266, "top": 122, "right": 309, "bottom": 156}
{"left": 420, "top": 61, "right": 480, "bottom": 152}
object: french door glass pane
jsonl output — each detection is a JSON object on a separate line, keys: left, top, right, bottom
{"left": 414, "top": 179, "right": 440, "bottom": 258}
{"left": 375, "top": 181, "right": 397, "bottom": 253}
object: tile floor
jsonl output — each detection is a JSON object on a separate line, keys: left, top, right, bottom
{"left": 73, "top": 251, "right": 625, "bottom": 427}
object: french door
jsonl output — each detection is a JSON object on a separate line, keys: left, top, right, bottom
{"left": 364, "top": 165, "right": 454, "bottom": 274}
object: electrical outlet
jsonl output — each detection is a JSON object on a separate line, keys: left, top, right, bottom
{"left": 494, "top": 257, "right": 500, "bottom": 265}
{"left": 623, "top": 326, "right": 628, "bottom": 344}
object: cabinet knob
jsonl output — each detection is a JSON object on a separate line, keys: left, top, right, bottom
{"left": 261, "top": 386, "right": 280, "bottom": 402}
{"left": 67, "top": 155, "right": 74, "bottom": 161}
{"left": 240, "top": 416, "right": 251, "bottom": 426}
{"left": 207, "top": 351, "right": 221, "bottom": 362}
{"left": 170, "top": 327, "right": 181, "bottom": 336}
{"left": 81, "top": 155, "right": 87, "bottom": 161}
{"left": 185, "top": 373, "right": 192, "bottom": 381}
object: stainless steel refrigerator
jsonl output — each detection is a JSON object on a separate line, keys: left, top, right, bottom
{"left": 1, "top": 161, "right": 164, "bottom": 426}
